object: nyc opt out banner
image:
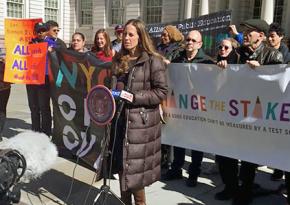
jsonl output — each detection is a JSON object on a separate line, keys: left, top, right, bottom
{"left": 162, "top": 64, "right": 290, "bottom": 171}
{"left": 4, "top": 18, "right": 47, "bottom": 84}
{"left": 49, "top": 48, "right": 112, "bottom": 167}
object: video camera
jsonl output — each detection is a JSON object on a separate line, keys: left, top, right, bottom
{"left": 0, "top": 149, "right": 26, "bottom": 204}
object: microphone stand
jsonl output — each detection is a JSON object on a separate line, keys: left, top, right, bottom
{"left": 93, "top": 101, "right": 125, "bottom": 205}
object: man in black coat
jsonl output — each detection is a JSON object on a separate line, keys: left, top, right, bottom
{"left": 217, "top": 19, "right": 283, "bottom": 205}
{"left": 162, "top": 30, "right": 214, "bottom": 187}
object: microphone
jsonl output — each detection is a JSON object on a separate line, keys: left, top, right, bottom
{"left": 0, "top": 131, "right": 58, "bottom": 182}
{"left": 111, "top": 89, "right": 134, "bottom": 103}
{"left": 112, "top": 80, "right": 134, "bottom": 103}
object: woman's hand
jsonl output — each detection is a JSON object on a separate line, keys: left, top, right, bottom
{"left": 217, "top": 60, "right": 228, "bottom": 69}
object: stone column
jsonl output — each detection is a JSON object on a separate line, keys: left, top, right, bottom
{"left": 200, "top": 0, "right": 209, "bottom": 15}
{"left": 261, "top": 0, "right": 274, "bottom": 24}
{"left": 184, "top": 0, "right": 193, "bottom": 19}
{"left": 284, "top": 0, "right": 290, "bottom": 36}
{"left": 215, "top": 0, "right": 227, "bottom": 11}
{"left": 229, "top": 0, "right": 239, "bottom": 25}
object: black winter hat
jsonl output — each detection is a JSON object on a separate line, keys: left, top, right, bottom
{"left": 240, "top": 19, "right": 269, "bottom": 35}
{"left": 34, "top": 22, "right": 48, "bottom": 33}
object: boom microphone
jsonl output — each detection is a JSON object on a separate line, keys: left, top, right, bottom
{"left": 0, "top": 131, "right": 58, "bottom": 182}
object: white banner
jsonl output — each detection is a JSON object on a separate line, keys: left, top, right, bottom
{"left": 162, "top": 63, "right": 290, "bottom": 171}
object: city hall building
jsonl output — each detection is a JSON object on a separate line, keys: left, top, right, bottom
{"left": 0, "top": 0, "right": 289, "bottom": 50}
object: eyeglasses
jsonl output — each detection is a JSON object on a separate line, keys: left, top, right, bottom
{"left": 52, "top": 29, "right": 60, "bottom": 33}
{"left": 37, "top": 30, "right": 46, "bottom": 34}
{"left": 186, "top": 38, "right": 198, "bottom": 43}
{"left": 218, "top": 45, "right": 230, "bottom": 50}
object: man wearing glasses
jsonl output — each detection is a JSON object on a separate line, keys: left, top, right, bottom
{"left": 162, "top": 30, "right": 214, "bottom": 187}
{"left": 45, "top": 20, "right": 67, "bottom": 49}
{"left": 216, "top": 19, "right": 283, "bottom": 205}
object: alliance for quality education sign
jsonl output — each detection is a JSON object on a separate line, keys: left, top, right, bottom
{"left": 147, "top": 10, "right": 232, "bottom": 56}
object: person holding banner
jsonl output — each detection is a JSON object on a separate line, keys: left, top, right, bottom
{"left": 215, "top": 19, "right": 283, "bottom": 205}
{"left": 157, "top": 25, "right": 184, "bottom": 64}
{"left": 0, "top": 58, "right": 10, "bottom": 141}
{"left": 111, "top": 19, "right": 168, "bottom": 205}
{"left": 156, "top": 25, "right": 184, "bottom": 168}
{"left": 266, "top": 22, "right": 290, "bottom": 182}
{"left": 91, "top": 29, "right": 115, "bottom": 62}
{"left": 215, "top": 38, "right": 241, "bottom": 200}
{"left": 26, "top": 22, "right": 52, "bottom": 136}
{"left": 45, "top": 20, "right": 67, "bottom": 49}
{"left": 69, "top": 32, "right": 88, "bottom": 53}
{"left": 163, "top": 30, "right": 214, "bottom": 187}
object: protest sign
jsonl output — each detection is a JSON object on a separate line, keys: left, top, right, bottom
{"left": 4, "top": 18, "right": 47, "bottom": 84}
{"left": 162, "top": 63, "right": 290, "bottom": 171}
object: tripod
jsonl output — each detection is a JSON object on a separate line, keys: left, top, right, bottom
{"left": 93, "top": 124, "right": 125, "bottom": 205}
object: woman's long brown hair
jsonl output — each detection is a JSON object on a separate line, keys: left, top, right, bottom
{"left": 92, "top": 29, "right": 112, "bottom": 57}
{"left": 114, "top": 19, "right": 162, "bottom": 75}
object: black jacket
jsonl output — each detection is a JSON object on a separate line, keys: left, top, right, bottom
{"left": 217, "top": 49, "right": 239, "bottom": 64}
{"left": 279, "top": 43, "right": 290, "bottom": 64}
{"left": 171, "top": 48, "right": 214, "bottom": 64}
{"left": 157, "top": 41, "right": 183, "bottom": 61}
{"left": 237, "top": 42, "right": 283, "bottom": 65}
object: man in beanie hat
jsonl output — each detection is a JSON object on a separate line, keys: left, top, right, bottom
{"left": 31, "top": 22, "right": 48, "bottom": 43}
{"left": 214, "top": 19, "right": 283, "bottom": 205}
{"left": 157, "top": 25, "right": 184, "bottom": 64}
{"left": 112, "top": 24, "right": 124, "bottom": 53}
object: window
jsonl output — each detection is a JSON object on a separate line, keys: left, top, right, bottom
{"left": 7, "top": 0, "right": 24, "bottom": 18}
{"left": 274, "top": 0, "right": 284, "bottom": 24}
{"left": 253, "top": 0, "right": 262, "bottom": 19}
{"left": 193, "top": 0, "right": 200, "bottom": 18}
{"left": 111, "top": 0, "right": 124, "bottom": 25}
{"left": 45, "top": 0, "right": 58, "bottom": 22}
{"left": 144, "top": 0, "right": 162, "bottom": 24}
{"left": 80, "top": 0, "right": 92, "bottom": 25}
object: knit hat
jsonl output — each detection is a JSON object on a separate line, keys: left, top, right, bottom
{"left": 164, "top": 25, "right": 184, "bottom": 42}
{"left": 34, "top": 22, "right": 48, "bottom": 33}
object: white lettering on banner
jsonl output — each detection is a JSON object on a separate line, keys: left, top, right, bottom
{"left": 58, "top": 94, "right": 76, "bottom": 121}
{"left": 162, "top": 63, "right": 290, "bottom": 171}
{"left": 63, "top": 125, "right": 78, "bottom": 149}
{"left": 57, "top": 94, "right": 96, "bottom": 158}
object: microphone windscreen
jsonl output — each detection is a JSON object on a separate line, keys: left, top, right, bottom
{"left": 0, "top": 131, "right": 58, "bottom": 182}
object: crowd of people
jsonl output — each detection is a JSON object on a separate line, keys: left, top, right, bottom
{"left": 0, "top": 17, "right": 290, "bottom": 205}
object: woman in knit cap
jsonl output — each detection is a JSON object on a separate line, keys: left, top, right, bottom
{"left": 157, "top": 25, "right": 184, "bottom": 64}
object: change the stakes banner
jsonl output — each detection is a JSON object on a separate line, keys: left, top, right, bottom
{"left": 162, "top": 63, "right": 290, "bottom": 171}
{"left": 49, "top": 49, "right": 112, "bottom": 167}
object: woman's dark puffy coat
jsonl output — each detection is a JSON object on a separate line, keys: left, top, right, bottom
{"left": 113, "top": 51, "right": 168, "bottom": 192}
